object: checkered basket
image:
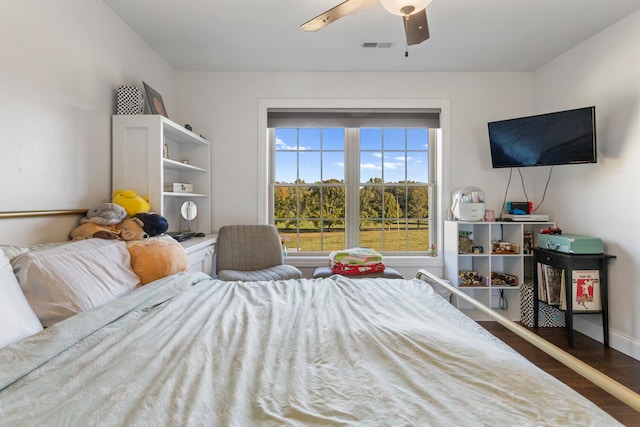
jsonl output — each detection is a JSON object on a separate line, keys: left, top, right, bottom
{"left": 520, "top": 282, "right": 566, "bottom": 327}
{"left": 116, "top": 85, "right": 144, "bottom": 115}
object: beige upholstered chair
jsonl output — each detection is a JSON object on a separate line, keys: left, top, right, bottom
{"left": 215, "top": 224, "right": 302, "bottom": 281}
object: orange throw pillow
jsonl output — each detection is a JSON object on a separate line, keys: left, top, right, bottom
{"left": 127, "top": 236, "right": 189, "bottom": 285}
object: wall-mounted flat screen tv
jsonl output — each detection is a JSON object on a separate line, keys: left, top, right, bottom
{"left": 488, "top": 106, "right": 596, "bottom": 168}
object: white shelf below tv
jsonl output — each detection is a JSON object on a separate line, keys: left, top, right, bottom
{"left": 444, "top": 220, "right": 556, "bottom": 321}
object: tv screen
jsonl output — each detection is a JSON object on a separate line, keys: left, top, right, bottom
{"left": 488, "top": 106, "right": 596, "bottom": 168}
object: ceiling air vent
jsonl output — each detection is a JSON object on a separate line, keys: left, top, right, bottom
{"left": 361, "top": 41, "right": 394, "bottom": 49}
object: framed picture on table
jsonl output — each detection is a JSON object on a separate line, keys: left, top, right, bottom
{"left": 571, "top": 270, "right": 601, "bottom": 312}
{"left": 143, "top": 82, "right": 168, "bottom": 118}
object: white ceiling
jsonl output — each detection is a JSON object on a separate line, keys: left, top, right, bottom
{"left": 102, "top": 0, "right": 640, "bottom": 72}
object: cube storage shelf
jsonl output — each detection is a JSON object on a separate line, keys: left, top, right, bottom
{"left": 444, "top": 220, "right": 555, "bottom": 320}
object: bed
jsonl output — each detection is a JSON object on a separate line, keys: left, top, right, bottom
{"left": 0, "top": 216, "right": 631, "bottom": 426}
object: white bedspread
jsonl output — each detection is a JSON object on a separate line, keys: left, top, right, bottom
{"left": 0, "top": 273, "right": 621, "bottom": 426}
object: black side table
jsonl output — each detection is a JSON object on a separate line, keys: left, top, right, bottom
{"left": 532, "top": 248, "right": 616, "bottom": 347}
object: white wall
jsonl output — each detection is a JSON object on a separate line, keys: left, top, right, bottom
{"left": 0, "top": 0, "right": 175, "bottom": 244}
{"left": 175, "top": 72, "right": 534, "bottom": 229}
{"left": 174, "top": 71, "right": 535, "bottom": 299}
{"left": 533, "top": 10, "right": 640, "bottom": 358}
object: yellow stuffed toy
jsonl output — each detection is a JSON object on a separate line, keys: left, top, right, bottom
{"left": 112, "top": 189, "right": 151, "bottom": 217}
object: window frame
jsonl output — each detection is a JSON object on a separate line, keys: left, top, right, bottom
{"left": 258, "top": 99, "right": 450, "bottom": 269}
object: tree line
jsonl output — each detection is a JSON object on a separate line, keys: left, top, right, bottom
{"left": 274, "top": 178, "right": 429, "bottom": 230}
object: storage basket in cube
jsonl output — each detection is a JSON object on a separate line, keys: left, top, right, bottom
{"left": 520, "top": 282, "right": 566, "bottom": 327}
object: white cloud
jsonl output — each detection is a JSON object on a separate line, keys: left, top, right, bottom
{"left": 275, "top": 137, "right": 307, "bottom": 150}
{"left": 361, "top": 163, "right": 381, "bottom": 170}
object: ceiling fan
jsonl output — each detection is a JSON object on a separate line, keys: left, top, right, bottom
{"left": 301, "top": 0, "right": 433, "bottom": 55}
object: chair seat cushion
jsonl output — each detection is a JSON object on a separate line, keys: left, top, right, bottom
{"left": 312, "top": 266, "right": 403, "bottom": 279}
{"left": 217, "top": 264, "right": 302, "bottom": 281}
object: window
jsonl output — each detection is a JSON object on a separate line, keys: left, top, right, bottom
{"left": 358, "top": 128, "right": 433, "bottom": 253}
{"left": 268, "top": 108, "right": 440, "bottom": 256}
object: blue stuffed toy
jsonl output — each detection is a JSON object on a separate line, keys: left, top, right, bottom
{"left": 134, "top": 213, "right": 169, "bottom": 237}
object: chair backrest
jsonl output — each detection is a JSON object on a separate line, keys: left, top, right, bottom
{"left": 215, "top": 224, "right": 284, "bottom": 273}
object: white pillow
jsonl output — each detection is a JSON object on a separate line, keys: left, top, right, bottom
{"left": 12, "top": 239, "right": 141, "bottom": 327}
{"left": 1, "top": 241, "right": 67, "bottom": 262}
{"left": 0, "top": 251, "right": 43, "bottom": 348}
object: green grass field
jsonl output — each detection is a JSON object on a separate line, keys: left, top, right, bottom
{"left": 278, "top": 228, "right": 430, "bottom": 252}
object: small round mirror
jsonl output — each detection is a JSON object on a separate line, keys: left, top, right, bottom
{"left": 181, "top": 201, "right": 197, "bottom": 221}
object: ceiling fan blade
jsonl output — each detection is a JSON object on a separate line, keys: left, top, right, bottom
{"left": 403, "top": 8, "right": 430, "bottom": 46}
{"left": 301, "top": 0, "right": 374, "bottom": 32}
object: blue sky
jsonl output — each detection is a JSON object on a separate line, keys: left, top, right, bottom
{"left": 275, "top": 128, "right": 429, "bottom": 184}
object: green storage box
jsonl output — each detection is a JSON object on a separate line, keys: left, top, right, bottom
{"left": 538, "top": 233, "right": 603, "bottom": 254}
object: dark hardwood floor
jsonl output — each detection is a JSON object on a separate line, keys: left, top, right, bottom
{"left": 479, "top": 321, "right": 640, "bottom": 426}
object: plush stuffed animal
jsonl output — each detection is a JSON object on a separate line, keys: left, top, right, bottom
{"left": 70, "top": 217, "right": 148, "bottom": 241}
{"left": 81, "top": 203, "right": 127, "bottom": 226}
{"left": 112, "top": 189, "right": 151, "bottom": 217}
{"left": 135, "top": 213, "right": 169, "bottom": 237}
{"left": 117, "top": 217, "right": 149, "bottom": 241}
{"left": 70, "top": 222, "right": 119, "bottom": 241}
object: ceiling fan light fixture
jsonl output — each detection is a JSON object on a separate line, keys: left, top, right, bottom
{"left": 379, "top": 0, "right": 432, "bottom": 16}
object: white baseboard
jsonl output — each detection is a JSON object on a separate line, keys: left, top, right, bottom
{"left": 573, "top": 315, "right": 640, "bottom": 361}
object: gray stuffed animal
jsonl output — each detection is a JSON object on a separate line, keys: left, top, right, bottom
{"left": 80, "top": 203, "right": 128, "bottom": 226}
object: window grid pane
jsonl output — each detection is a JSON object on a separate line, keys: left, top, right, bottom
{"left": 359, "top": 128, "right": 430, "bottom": 253}
{"left": 273, "top": 125, "right": 432, "bottom": 255}
{"left": 274, "top": 129, "right": 346, "bottom": 252}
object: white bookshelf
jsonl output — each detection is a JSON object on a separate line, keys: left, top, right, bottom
{"left": 112, "top": 115, "right": 211, "bottom": 234}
